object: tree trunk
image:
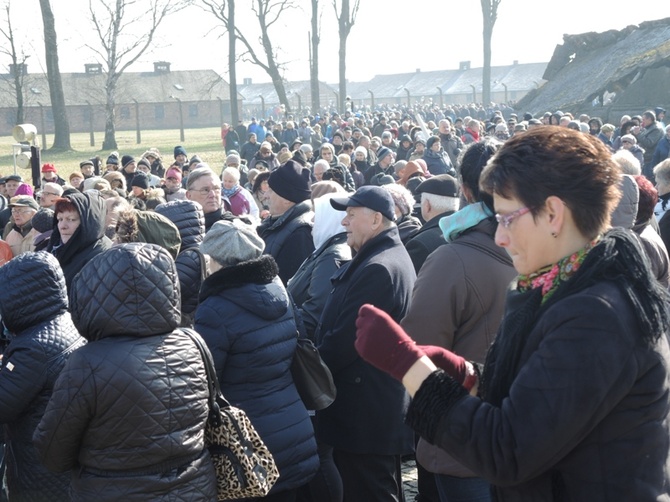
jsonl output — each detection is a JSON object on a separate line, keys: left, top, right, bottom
{"left": 481, "top": 0, "right": 500, "bottom": 106}
{"left": 482, "top": 26, "right": 492, "bottom": 105}
{"left": 260, "top": 33, "right": 289, "bottom": 111}
{"left": 310, "top": 0, "right": 320, "bottom": 114}
{"left": 12, "top": 66, "right": 24, "bottom": 125}
{"left": 228, "top": 0, "right": 239, "bottom": 125}
{"left": 338, "top": 34, "right": 346, "bottom": 115}
{"left": 102, "top": 75, "right": 118, "bottom": 150}
{"left": 39, "top": 0, "right": 71, "bottom": 150}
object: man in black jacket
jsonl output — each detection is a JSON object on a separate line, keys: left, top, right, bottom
{"left": 316, "top": 186, "right": 415, "bottom": 502}
{"left": 405, "top": 174, "right": 460, "bottom": 273}
{"left": 257, "top": 160, "right": 314, "bottom": 284}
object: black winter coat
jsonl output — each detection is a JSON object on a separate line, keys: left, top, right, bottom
{"left": 0, "top": 252, "right": 86, "bottom": 502}
{"left": 47, "top": 192, "right": 112, "bottom": 290}
{"left": 316, "top": 228, "right": 415, "bottom": 455}
{"left": 407, "top": 229, "right": 670, "bottom": 501}
{"left": 405, "top": 211, "right": 453, "bottom": 272}
{"left": 257, "top": 200, "right": 315, "bottom": 284}
{"left": 34, "top": 243, "right": 217, "bottom": 501}
{"left": 287, "top": 232, "right": 351, "bottom": 339}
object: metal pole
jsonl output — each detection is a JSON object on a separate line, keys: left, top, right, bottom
{"left": 86, "top": 101, "right": 95, "bottom": 146}
{"left": 133, "top": 99, "right": 141, "bottom": 144}
{"left": 175, "top": 97, "right": 185, "bottom": 142}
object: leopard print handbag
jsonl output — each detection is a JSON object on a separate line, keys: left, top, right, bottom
{"left": 181, "top": 328, "right": 280, "bottom": 500}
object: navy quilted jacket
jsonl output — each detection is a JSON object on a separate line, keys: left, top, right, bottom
{"left": 195, "top": 255, "right": 319, "bottom": 493}
{"left": 155, "top": 200, "right": 207, "bottom": 325}
{"left": 33, "top": 243, "right": 217, "bottom": 501}
{"left": 0, "top": 252, "right": 86, "bottom": 501}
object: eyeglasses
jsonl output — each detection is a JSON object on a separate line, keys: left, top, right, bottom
{"left": 495, "top": 206, "right": 530, "bottom": 228}
{"left": 42, "top": 191, "right": 59, "bottom": 197}
{"left": 11, "top": 208, "right": 34, "bottom": 214}
{"left": 189, "top": 186, "right": 221, "bottom": 196}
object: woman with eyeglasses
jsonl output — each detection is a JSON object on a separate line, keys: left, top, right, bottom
{"left": 353, "top": 126, "right": 670, "bottom": 500}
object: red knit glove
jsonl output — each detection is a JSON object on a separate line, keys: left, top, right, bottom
{"left": 354, "top": 304, "right": 426, "bottom": 381}
{"left": 419, "top": 345, "right": 477, "bottom": 391}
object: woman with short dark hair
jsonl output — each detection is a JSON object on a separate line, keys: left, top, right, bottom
{"left": 355, "top": 126, "right": 670, "bottom": 500}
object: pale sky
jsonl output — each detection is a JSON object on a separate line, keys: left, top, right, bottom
{"left": 9, "top": 1, "right": 670, "bottom": 85}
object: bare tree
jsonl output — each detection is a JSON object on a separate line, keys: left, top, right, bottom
{"left": 333, "top": 0, "right": 360, "bottom": 114}
{"left": 87, "top": 0, "right": 188, "bottom": 150}
{"left": 201, "top": 0, "right": 297, "bottom": 113}
{"left": 0, "top": 2, "right": 29, "bottom": 125}
{"left": 481, "top": 0, "right": 501, "bottom": 106}
{"left": 39, "top": 0, "right": 71, "bottom": 150}
{"left": 227, "top": 0, "right": 239, "bottom": 126}
{"left": 199, "top": 0, "right": 239, "bottom": 126}
{"left": 309, "top": 0, "right": 320, "bottom": 114}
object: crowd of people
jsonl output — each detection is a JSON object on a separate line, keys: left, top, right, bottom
{"left": 0, "top": 102, "right": 670, "bottom": 501}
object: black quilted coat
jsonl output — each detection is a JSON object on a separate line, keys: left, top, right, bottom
{"left": 0, "top": 251, "right": 86, "bottom": 502}
{"left": 155, "top": 200, "right": 207, "bottom": 325}
{"left": 33, "top": 243, "right": 217, "bottom": 501}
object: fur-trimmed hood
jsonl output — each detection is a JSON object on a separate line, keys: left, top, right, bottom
{"left": 199, "top": 255, "right": 288, "bottom": 321}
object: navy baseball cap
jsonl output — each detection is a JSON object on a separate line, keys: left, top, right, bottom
{"left": 330, "top": 186, "right": 396, "bottom": 221}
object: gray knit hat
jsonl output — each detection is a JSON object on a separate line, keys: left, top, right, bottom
{"left": 201, "top": 219, "right": 265, "bottom": 267}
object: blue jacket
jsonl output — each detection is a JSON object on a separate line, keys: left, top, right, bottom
{"left": 195, "top": 255, "right": 318, "bottom": 493}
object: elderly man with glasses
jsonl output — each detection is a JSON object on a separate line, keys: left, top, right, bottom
{"left": 185, "top": 165, "right": 244, "bottom": 233}
{"left": 3, "top": 196, "right": 39, "bottom": 256}
{"left": 39, "top": 182, "right": 64, "bottom": 209}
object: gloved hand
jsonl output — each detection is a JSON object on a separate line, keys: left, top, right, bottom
{"left": 419, "top": 345, "right": 475, "bottom": 390}
{"left": 354, "top": 304, "right": 426, "bottom": 381}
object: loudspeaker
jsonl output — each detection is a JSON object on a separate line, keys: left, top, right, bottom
{"left": 12, "top": 124, "right": 37, "bottom": 143}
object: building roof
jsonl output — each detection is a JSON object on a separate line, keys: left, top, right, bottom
{"left": 0, "top": 68, "right": 241, "bottom": 108}
{"left": 517, "top": 18, "right": 670, "bottom": 114}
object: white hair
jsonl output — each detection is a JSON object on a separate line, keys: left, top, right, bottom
{"left": 222, "top": 166, "right": 240, "bottom": 182}
{"left": 421, "top": 192, "right": 460, "bottom": 214}
{"left": 612, "top": 149, "right": 641, "bottom": 176}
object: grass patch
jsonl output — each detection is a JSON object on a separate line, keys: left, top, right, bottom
{"left": 0, "top": 127, "right": 228, "bottom": 180}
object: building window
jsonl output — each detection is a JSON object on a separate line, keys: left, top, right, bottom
{"left": 83, "top": 107, "right": 92, "bottom": 123}
{"left": 189, "top": 104, "right": 198, "bottom": 118}
{"left": 120, "top": 106, "right": 130, "bottom": 120}
{"left": 46, "top": 109, "right": 54, "bottom": 123}
{"left": 155, "top": 105, "right": 165, "bottom": 119}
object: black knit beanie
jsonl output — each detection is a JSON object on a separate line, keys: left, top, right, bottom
{"left": 268, "top": 160, "right": 311, "bottom": 204}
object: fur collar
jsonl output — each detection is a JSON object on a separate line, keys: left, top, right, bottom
{"left": 199, "top": 255, "right": 279, "bottom": 301}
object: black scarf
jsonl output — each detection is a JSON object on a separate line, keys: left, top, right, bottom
{"left": 481, "top": 227, "right": 670, "bottom": 407}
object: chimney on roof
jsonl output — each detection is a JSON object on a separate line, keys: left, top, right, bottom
{"left": 9, "top": 63, "right": 27, "bottom": 76}
{"left": 154, "top": 61, "right": 171, "bottom": 73}
{"left": 513, "top": 60, "right": 519, "bottom": 65}
{"left": 85, "top": 63, "right": 102, "bottom": 75}
{"left": 243, "top": 78, "right": 252, "bottom": 86}
{"left": 459, "top": 61, "right": 471, "bottom": 71}
{"left": 416, "top": 68, "right": 421, "bottom": 73}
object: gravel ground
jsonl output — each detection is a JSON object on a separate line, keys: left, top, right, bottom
{"left": 401, "top": 457, "right": 418, "bottom": 501}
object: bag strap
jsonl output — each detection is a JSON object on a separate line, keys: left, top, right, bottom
{"left": 179, "top": 327, "right": 230, "bottom": 425}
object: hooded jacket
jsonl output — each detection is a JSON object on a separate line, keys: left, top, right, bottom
{"left": 33, "top": 243, "right": 217, "bottom": 501}
{"left": 47, "top": 192, "right": 112, "bottom": 289}
{"left": 0, "top": 252, "right": 86, "bottom": 501}
{"left": 195, "top": 255, "right": 319, "bottom": 493}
